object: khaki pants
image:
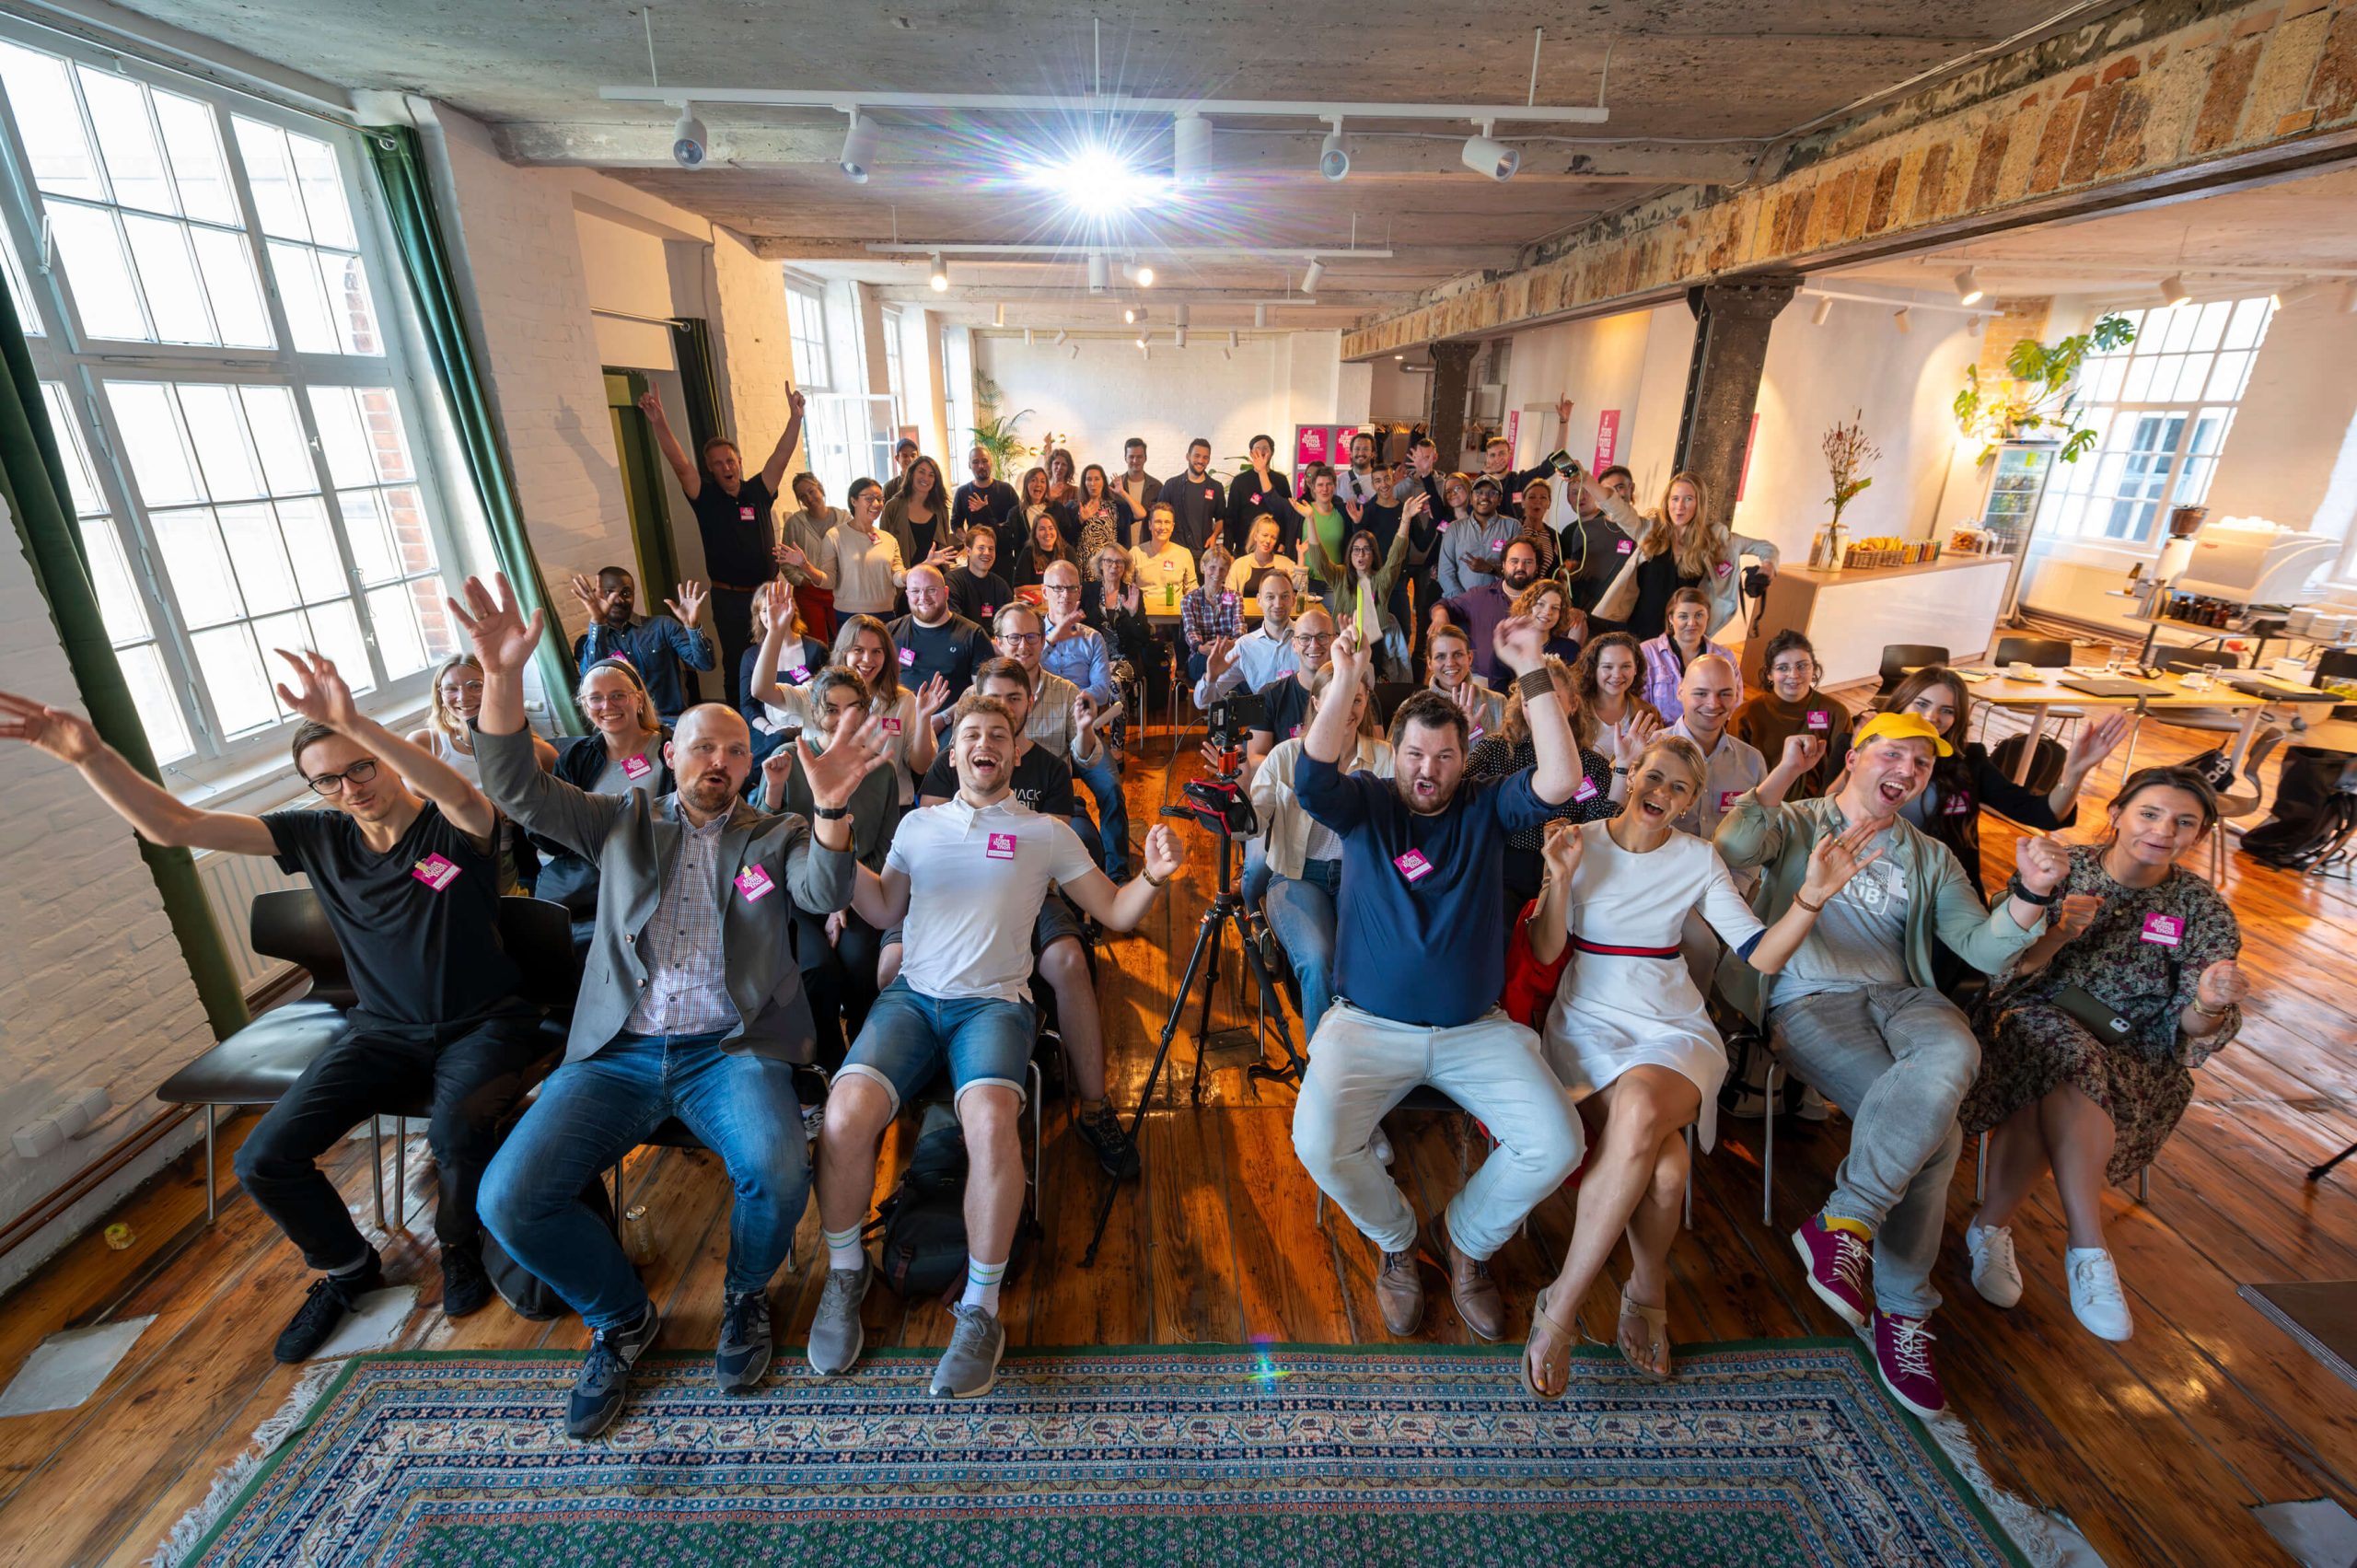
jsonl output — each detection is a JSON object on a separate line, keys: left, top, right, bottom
{"left": 1291, "top": 1000, "right": 1583, "bottom": 1259}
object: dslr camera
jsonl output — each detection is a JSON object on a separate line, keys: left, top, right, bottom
{"left": 1202, "top": 689, "right": 1265, "bottom": 776}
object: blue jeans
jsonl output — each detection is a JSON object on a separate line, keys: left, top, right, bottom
{"left": 1242, "top": 839, "right": 1272, "bottom": 911}
{"left": 840, "top": 980, "right": 1035, "bottom": 1115}
{"left": 1073, "top": 746, "right": 1131, "bottom": 880}
{"left": 1264, "top": 858, "right": 1343, "bottom": 1038}
{"left": 481, "top": 1030, "right": 808, "bottom": 1330}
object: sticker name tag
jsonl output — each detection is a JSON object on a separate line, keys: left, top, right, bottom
{"left": 985, "top": 831, "right": 1018, "bottom": 860}
{"left": 1944, "top": 795, "right": 1973, "bottom": 816}
{"left": 1719, "top": 790, "right": 1739, "bottom": 811}
{"left": 1287, "top": 725, "right": 1302, "bottom": 738}
{"left": 1222, "top": 592, "right": 1237, "bottom": 607}
{"left": 411, "top": 853, "right": 460, "bottom": 890}
{"left": 1393, "top": 849, "right": 1434, "bottom": 883}
{"left": 1250, "top": 493, "right": 1263, "bottom": 505}
{"left": 734, "top": 865, "right": 775, "bottom": 902}
{"left": 784, "top": 664, "right": 809, "bottom": 684}
{"left": 898, "top": 645, "right": 916, "bottom": 666}
{"left": 2141, "top": 912, "right": 2184, "bottom": 947}
{"left": 880, "top": 715, "right": 902, "bottom": 734}
{"left": 621, "top": 754, "right": 653, "bottom": 780}
{"left": 738, "top": 505, "right": 756, "bottom": 522}
{"left": 1469, "top": 725, "right": 1485, "bottom": 743}
{"left": 1573, "top": 776, "right": 1599, "bottom": 803}
{"left": 1806, "top": 710, "right": 1830, "bottom": 730}
{"left": 1616, "top": 538, "right": 1633, "bottom": 554}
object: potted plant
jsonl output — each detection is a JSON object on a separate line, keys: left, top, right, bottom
{"left": 1953, "top": 314, "right": 2136, "bottom": 464}
{"left": 1821, "top": 411, "right": 1880, "bottom": 572}
{"left": 968, "top": 372, "right": 1036, "bottom": 471}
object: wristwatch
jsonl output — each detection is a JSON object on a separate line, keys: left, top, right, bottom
{"left": 812, "top": 805, "right": 850, "bottom": 820}
{"left": 2003, "top": 874, "right": 2058, "bottom": 907}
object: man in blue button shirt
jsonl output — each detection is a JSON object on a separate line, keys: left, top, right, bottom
{"left": 569, "top": 567, "right": 717, "bottom": 722}
{"left": 1290, "top": 614, "right": 1584, "bottom": 1342}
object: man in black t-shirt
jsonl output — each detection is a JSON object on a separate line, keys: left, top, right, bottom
{"left": 952, "top": 447, "right": 1020, "bottom": 531}
{"left": 0, "top": 654, "right": 544, "bottom": 1365}
{"left": 888, "top": 564, "right": 985, "bottom": 714}
{"left": 946, "top": 524, "right": 1013, "bottom": 625}
{"left": 640, "top": 387, "right": 807, "bottom": 709}
{"left": 1561, "top": 463, "right": 1639, "bottom": 627}
{"left": 1163, "top": 437, "right": 1225, "bottom": 552}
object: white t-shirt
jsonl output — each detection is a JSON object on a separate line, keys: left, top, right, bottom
{"left": 888, "top": 794, "right": 1097, "bottom": 1003}
{"left": 819, "top": 523, "right": 906, "bottom": 615}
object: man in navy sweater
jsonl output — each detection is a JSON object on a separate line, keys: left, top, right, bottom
{"left": 1290, "top": 615, "right": 1585, "bottom": 1342}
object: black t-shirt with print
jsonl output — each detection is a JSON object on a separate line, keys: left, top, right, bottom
{"left": 920, "top": 744, "right": 1075, "bottom": 816}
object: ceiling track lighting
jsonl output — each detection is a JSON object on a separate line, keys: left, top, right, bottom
{"left": 1174, "top": 325, "right": 1189, "bottom": 347}
{"left": 928, "top": 252, "right": 948, "bottom": 292}
{"left": 1460, "top": 120, "right": 1518, "bottom": 181}
{"left": 1053, "top": 327, "right": 1071, "bottom": 344}
{"left": 671, "top": 104, "right": 708, "bottom": 169}
{"left": 1121, "top": 261, "right": 1156, "bottom": 287}
{"left": 1171, "top": 112, "right": 1212, "bottom": 186}
{"left": 1300, "top": 258, "right": 1326, "bottom": 294}
{"left": 1173, "top": 304, "right": 1190, "bottom": 328}
{"left": 837, "top": 107, "right": 878, "bottom": 182}
{"left": 1891, "top": 307, "right": 1912, "bottom": 334}
{"left": 1023, "top": 327, "right": 1036, "bottom": 346}
{"left": 1122, "top": 305, "right": 1143, "bottom": 325}
{"left": 1318, "top": 116, "right": 1349, "bottom": 181}
{"left": 1253, "top": 305, "right": 1269, "bottom": 329}
{"left": 1086, "top": 252, "right": 1109, "bottom": 294}
{"left": 993, "top": 303, "right": 1006, "bottom": 327}
{"left": 1810, "top": 296, "right": 1833, "bottom": 326}
{"left": 1226, "top": 329, "right": 1239, "bottom": 349}
{"left": 1952, "top": 266, "right": 1983, "bottom": 306}
{"left": 2159, "top": 273, "right": 2191, "bottom": 308}
{"left": 1070, "top": 342, "right": 1081, "bottom": 359}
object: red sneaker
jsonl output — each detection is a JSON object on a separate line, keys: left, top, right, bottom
{"left": 1872, "top": 1308, "right": 1946, "bottom": 1419}
{"left": 1791, "top": 1214, "right": 1873, "bottom": 1330}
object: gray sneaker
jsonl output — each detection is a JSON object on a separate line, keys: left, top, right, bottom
{"left": 930, "top": 1303, "right": 1005, "bottom": 1399}
{"left": 714, "top": 1288, "right": 772, "bottom": 1394}
{"left": 807, "top": 1262, "right": 871, "bottom": 1376}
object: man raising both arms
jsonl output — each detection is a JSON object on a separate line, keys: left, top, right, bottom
{"left": 810, "top": 693, "right": 1187, "bottom": 1398}
{"left": 639, "top": 386, "right": 805, "bottom": 709}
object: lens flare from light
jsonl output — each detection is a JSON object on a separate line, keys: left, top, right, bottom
{"left": 1028, "top": 143, "right": 1171, "bottom": 210}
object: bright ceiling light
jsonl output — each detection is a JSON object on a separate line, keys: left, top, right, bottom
{"left": 1952, "top": 266, "right": 1982, "bottom": 306}
{"left": 1810, "top": 295, "right": 1833, "bottom": 326}
{"left": 1318, "top": 118, "right": 1349, "bottom": 181}
{"left": 1137, "top": 334, "right": 1150, "bottom": 353}
{"left": 1086, "top": 252, "right": 1109, "bottom": 294}
{"left": 838, "top": 109, "right": 878, "bottom": 183}
{"left": 2159, "top": 273, "right": 2191, "bottom": 307}
{"left": 1028, "top": 143, "right": 1169, "bottom": 210}
{"left": 1461, "top": 124, "right": 1518, "bottom": 181}
{"left": 1123, "top": 305, "right": 1142, "bottom": 324}
{"left": 1171, "top": 113, "right": 1212, "bottom": 186}
{"left": 1300, "top": 259, "right": 1325, "bottom": 293}
{"left": 671, "top": 105, "right": 708, "bottom": 169}
{"left": 1892, "top": 307, "right": 1911, "bottom": 334}
{"left": 928, "top": 253, "right": 948, "bottom": 292}
{"left": 1122, "top": 261, "right": 1156, "bottom": 288}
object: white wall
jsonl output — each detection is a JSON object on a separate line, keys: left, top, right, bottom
{"left": 0, "top": 494, "right": 217, "bottom": 1290}
{"left": 972, "top": 331, "right": 1345, "bottom": 477}
{"left": 1501, "top": 306, "right": 1682, "bottom": 496}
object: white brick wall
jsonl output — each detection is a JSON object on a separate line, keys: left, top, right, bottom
{"left": 711, "top": 224, "right": 802, "bottom": 487}
{"left": 0, "top": 494, "right": 216, "bottom": 1291}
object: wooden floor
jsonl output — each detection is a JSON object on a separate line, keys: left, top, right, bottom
{"left": 2, "top": 652, "right": 2355, "bottom": 1567}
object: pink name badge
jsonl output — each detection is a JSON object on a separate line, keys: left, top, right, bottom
{"left": 734, "top": 865, "right": 775, "bottom": 902}
{"left": 411, "top": 853, "right": 459, "bottom": 890}
{"left": 738, "top": 505, "right": 756, "bottom": 522}
{"left": 881, "top": 715, "right": 903, "bottom": 735}
{"left": 1288, "top": 725, "right": 1302, "bottom": 738}
{"left": 985, "top": 831, "right": 1017, "bottom": 861}
{"left": 1719, "top": 790, "right": 1739, "bottom": 811}
{"left": 1250, "top": 493, "right": 1263, "bottom": 505}
{"left": 1715, "top": 560, "right": 1733, "bottom": 577}
{"left": 898, "top": 646, "right": 916, "bottom": 667}
{"left": 1469, "top": 725, "right": 1485, "bottom": 743}
{"left": 1616, "top": 539, "right": 1633, "bottom": 554}
{"left": 621, "top": 754, "right": 653, "bottom": 780}
{"left": 1223, "top": 592, "right": 1238, "bottom": 607}
{"left": 1203, "top": 486, "right": 1217, "bottom": 501}
{"left": 785, "top": 664, "right": 808, "bottom": 684}
{"left": 1393, "top": 848, "right": 1434, "bottom": 883}
{"left": 2141, "top": 912, "right": 2184, "bottom": 947}
{"left": 1944, "top": 796, "right": 1972, "bottom": 816}
{"left": 980, "top": 603, "right": 995, "bottom": 619}
{"left": 1806, "top": 710, "right": 1830, "bottom": 731}
{"left": 1573, "top": 776, "right": 1599, "bottom": 803}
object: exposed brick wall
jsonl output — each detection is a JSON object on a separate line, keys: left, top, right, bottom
{"left": 1345, "top": 0, "right": 2357, "bottom": 358}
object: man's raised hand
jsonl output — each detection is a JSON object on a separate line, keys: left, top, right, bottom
{"left": 448, "top": 574, "right": 546, "bottom": 674}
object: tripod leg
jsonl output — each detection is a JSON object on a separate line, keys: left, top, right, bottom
{"left": 1230, "top": 902, "right": 1306, "bottom": 1083}
{"left": 2308, "top": 1138, "right": 2357, "bottom": 1182}
{"left": 1086, "top": 905, "right": 1222, "bottom": 1267}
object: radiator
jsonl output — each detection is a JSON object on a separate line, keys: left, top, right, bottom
{"left": 196, "top": 847, "right": 303, "bottom": 994}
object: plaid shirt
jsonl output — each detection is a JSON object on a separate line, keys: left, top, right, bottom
{"left": 1180, "top": 585, "right": 1244, "bottom": 652}
{"left": 624, "top": 802, "right": 735, "bottom": 1037}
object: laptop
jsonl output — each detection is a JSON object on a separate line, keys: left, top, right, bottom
{"left": 2059, "top": 676, "right": 2161, "bottom": 698}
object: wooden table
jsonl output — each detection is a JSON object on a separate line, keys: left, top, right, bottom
{"left": 1962, "top": 668, "right": 2320, "bottom": 784}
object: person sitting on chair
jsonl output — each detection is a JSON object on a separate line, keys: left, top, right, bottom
{"left": 1961, "top": 766, "right": 2247, "bottom": 1343}
{"left": 1713, "top": 710, "right": 2068, "bottom": 1421}
{"left": 1288, "top": 616, "right": 1587, "bottom": 1342}
{"left": 1195, "top": 571, "right": 1303, "bottom": 710}
{"left": 1731, "top": 630, "right": 1850, "bottom": 800}
{"left": 1423, "top": 622, "right": 1503, "bottom": 738}
{"left": 1243, "top": 605, "right": 1338, "bottom": 774}
{"left": 0, "top": 656, "right": 546, "bottom": 1365}
{"left": 1638, "top": 587, "right": 1734, "bottom": 726}
{"left": 810, "top": 695, "right": 1187, "bottom": 1398}
{"left": 457, "top": 575, "right": 885, "bottom": 1441}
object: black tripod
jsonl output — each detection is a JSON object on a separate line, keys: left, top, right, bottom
{"left": 2309, "top": 1135, "right": 2357, "bottom": 1184}
{"left": 1083, "top": 799, "right": 1304, "bottom": 1266}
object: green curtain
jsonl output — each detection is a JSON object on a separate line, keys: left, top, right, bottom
{"left": 668, "top": 317, "right": 725, "bottom": 454}
{"left": 364, "top": 125, "right": 581, "bottom": 732}
{"left": 0, "top": 292, "right": 248, "bottom": 1040}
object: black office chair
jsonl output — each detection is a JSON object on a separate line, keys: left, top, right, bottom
{"left": 2315, "top": 648, "right": 2357, "bottom": 720}
{"left": 1875, "top": 644, "right": 1951, "bottom": 699}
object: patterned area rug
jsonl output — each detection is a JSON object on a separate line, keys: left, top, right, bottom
{"left": 187, "top": 1341, "right": 2024, "bottom": 1566}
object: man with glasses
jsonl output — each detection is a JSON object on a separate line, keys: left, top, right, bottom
{"left": 1192, "top": 571, "right": 1302, "bottom": 710}
{"left": 1037, "top": 561, "right": 1130, "bottom": 881}
{"left": 1243, "top": 605, "right": 1338, "bottom": 774}
{"left": 0, "top": 656, "right": 546, "bottom": 1365}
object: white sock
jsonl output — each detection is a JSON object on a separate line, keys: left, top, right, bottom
{"left": 824, "top": 1225, "right": 865, "bottom": 1272}
{"left": 960, "top": 1256, "right": 1008, "bottom": 1315}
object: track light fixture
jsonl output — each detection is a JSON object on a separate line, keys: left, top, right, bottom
{"left": 1227, "top": 330, "right": 1239, "bottom": 349}
{"left": 1023, "top": 327, "right": 1035, "bottom": 346}
{"left": 1891, "top": 307, "right": 1911, "bottom": 334}
{"left": 1952, "top": 267, "right": 1982, "bottom": 306}
{"left": 1123, "top": 305, "right": 1142, "bottom": 325}
{"left": 1053, "top": 328, "right": 1070, "bottom": 344}
{"left": 671, "top": 105, "right": 708, "bottom": 169}
{"left": 2159, "top": 273, "right": 2190, "bottom": 308}
{"left": 928, "top": 253, "right": 948, "bottom": 292}
{"left": 838, "top": 109, "right": 878, "bottom": 182}
{"left": 1460, "top": 121, "right": 1518, "bottom": 181}
{"left": 1810, "top": 296, "right": 1833, "bottom": 326}
{"left": 993, "top": 303, "right": 1005, "bottom": 327}
{"left": 1300, "top": 259, "right": 1325, "bottom": 293}
{"left": 1318, "top": 117, "right": 1349, "bottom": 181}
{"left": 1172, "top": 113, "right": 1212, "bottom": 186}
{"left": 1253, "top": 305, "right": 1268, "bottom": 328}
{"left": 1122, "top": 261, "right": 1156, "bottom": 287}
{"left": 1086, "top": 252, "right": 1109, "bottom": 294}
{"left": 1175, "top": 326, "right": 1189, "bottom": 347}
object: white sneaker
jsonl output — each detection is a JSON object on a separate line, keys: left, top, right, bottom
{"left": 1797, "top": 1086, "right": 1832, "bottom": 1122}
{"left": 1368, "top": 1125, "right": 1395, "bottom": 1167}
{"left": 2066, "top": 1248, "right": 2133, "bottom": 1341}
{"left": 1966, "top": 1220, "right": 2023, "bottom": 1308}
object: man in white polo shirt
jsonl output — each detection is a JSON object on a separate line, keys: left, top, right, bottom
{"left": 809, "top": 695, "right": 1185, "bottom": 1398}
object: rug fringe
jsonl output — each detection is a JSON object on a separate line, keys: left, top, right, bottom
{"left": 145, "top": 1358, "right": 343, "bottom": 1568}
{"left": 1919, "top": 1407, "right": 2070, "bottom": 1567}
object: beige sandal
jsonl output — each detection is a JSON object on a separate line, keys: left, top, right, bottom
{"left": 1616, "top": 1287, "right": 1673, "bottom": 1382}
{"left": 1521, "top": 1285, "right": 1579, "bottom": 1400}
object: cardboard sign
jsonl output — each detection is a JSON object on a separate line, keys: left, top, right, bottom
{"left": 411, "top": 853, "right": 460, "bottom": 890}
{"left": 735, "top": 865, "right": 775, "bottom": 902}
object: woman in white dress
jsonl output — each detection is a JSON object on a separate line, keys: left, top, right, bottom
{"left": 1513, "top": 733, "right": 1880, "bottom": 1397}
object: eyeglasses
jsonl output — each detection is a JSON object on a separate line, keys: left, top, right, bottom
{"left": 1292, "top": 631, "right": 1335, "bottom": 648}
{"left": 999, "top": 632, "right": 1045, "bottom": 647}
{"left": 1042, "top": 583, "right": 1080, "bottom": 594}
{"left": 306, "top": 757, "right": 380, "bottom": 795}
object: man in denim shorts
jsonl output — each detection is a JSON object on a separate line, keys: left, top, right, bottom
{"left": 808, "top": 694, "right": 1186, "bottom": 1397}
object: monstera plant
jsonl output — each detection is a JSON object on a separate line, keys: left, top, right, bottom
{"left": 1953, "top": 313, "right": 2136, "bottom": 464}
{"left": 968, "top": 373, "right": 1035, "bottom": 469}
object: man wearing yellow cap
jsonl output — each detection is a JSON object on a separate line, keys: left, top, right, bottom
{"left": 1714, "top": 708, "right": 2070, "bottom": 1423}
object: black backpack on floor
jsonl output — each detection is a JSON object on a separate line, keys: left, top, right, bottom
{"left": 2243, "top": 745, "right": 2357, "bottom": 868}
{"left": 485, "top": 1174, "right": 615, "bottom": 1320}
{"left": 868, "top": 1106, "right": 971, "bottom": 1300}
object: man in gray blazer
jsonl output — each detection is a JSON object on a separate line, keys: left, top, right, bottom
{"left": 455, "top": 575, "right": 886, "bottom": 1440}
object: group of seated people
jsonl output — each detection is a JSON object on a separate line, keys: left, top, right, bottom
{"left": 0, "top": 417, "right": 2253, "bottom": 1447}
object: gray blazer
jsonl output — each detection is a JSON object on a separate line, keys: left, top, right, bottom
{"left": 476, "top": 724, "right": 854, "bottom": 1065}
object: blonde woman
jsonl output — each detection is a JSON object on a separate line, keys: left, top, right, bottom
{"left": 406, "top": 653, "right": 554, "bottom": 891}
{"left": 1587, "top": 470, "right": 1778, "bottom": 642}
{"left": 818, "top": 613, "right": 946, "bottom": 806}
{"left": 532, "top": 657, "right": 669, "bottom": 946}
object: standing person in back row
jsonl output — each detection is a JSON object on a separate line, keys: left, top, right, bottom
{"left": 953, "top": 448, "right": 1021, "bottom": 533}
{"left": 567, "top": 568, "right": 715, "bottom": 723}
{"left": 0, "top": 657, "right": 546, "bottom": 1365}
{"left": 638, "top": 387, "right": 806, "bottom": 710}
{"left": 1164, "top": 437, "right": 1224, "bottom": 552}
{"left": 1288, "top": 616, "right": 1586, "bottom": 1343}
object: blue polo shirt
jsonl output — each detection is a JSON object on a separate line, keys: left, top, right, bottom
{"left": 1294, "top": 752, "right": 1550, "bottom": 1028}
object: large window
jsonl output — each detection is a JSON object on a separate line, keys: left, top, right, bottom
{"left": 0, "top": 25, "right": 464, "bottom": 782}
{"left": 882, "top": 305, "right": 905, "bottom": 432}
{"left": 2033, "top": 296, "right": 2276, "bottom": 548}
{"left": 785, "top": 280, "right": 830, "bottom": 391}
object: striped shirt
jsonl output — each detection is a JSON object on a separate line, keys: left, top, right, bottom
{"left": 624, "top": 802, "right": 734, "bottom": 1037}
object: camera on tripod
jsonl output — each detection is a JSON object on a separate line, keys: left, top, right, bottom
{"left": 1200, "top": 689, "right": 1264, "bottom": 779}
{"left": 1174, "top": 689, "right": 1264, "bottom": 838}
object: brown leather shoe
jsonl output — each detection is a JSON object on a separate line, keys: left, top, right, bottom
{"left": 1428, "top": 1217, "right": 1505, "bottom": 1342}
{"left": 1374, "top": 1245, "right": 1425, "bottom": 1336}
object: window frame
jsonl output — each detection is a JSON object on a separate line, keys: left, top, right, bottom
{"left": 784, "top": 275, "right": 830, "bottom": 392}
{"left": 0, "top": 18, "right": 472, "bottom": 790}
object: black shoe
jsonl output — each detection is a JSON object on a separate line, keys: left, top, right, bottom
{"left": 441, "top": 1243, "right": 492, "bottom": 1319}
{"left": 715, "top": 1289, "right": 773, "bottom": 1394}
{"left": 273, "top": 1255, "right": 384, "bottom": 1364}
{"left": 1074, "top": 1102, "right": 1142, "bottom": 1179}
{"left": 567, "top": 1306, "right": 657, "bottom": 1441}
